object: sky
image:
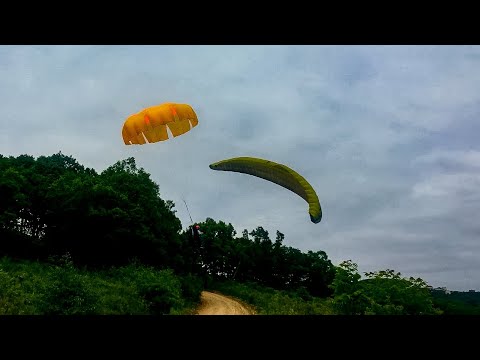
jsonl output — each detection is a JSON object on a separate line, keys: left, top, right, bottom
{"left": 1, "top": 45, "right": 479, "bottom": 291}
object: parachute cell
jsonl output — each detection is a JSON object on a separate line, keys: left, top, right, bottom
{"left": 209, "top": 157, "right": 322, "bottom": 223}
{"left": 122, "top": 102, "right": 198, "bottom": 145}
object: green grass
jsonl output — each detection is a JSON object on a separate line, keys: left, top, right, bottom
{"left": 0, "top": 256, "right": 203, "bottom": 315}
{"left": 210, "top": 280, "right": 335, "bottom": 315}
{"left": 0, "top": 255, "right": 334, "bottom": 315}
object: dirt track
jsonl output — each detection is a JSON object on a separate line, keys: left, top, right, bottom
{"left": 196, "top": 291, "right": 255, "bottom": 315}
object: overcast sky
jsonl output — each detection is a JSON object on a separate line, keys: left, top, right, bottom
{"left": 1, "top": 45, "right": 478, "bottom": 291}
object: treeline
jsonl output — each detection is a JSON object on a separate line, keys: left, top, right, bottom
{"left": 0, "top": 153, "right": 182, "bottom": 268}
{"left": 431, "top": 290, "right": 480, "bottom": 315}
{"left": 0, "top": 152, "right": 335, "bottom": 298}
{"left": 3, "top": 152, "right": 470, "bottom": 315}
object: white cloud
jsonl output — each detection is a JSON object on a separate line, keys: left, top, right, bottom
{"left": 415, "top": 149, "right": 480, "bottom": 168}
{"left": 1, "top": 45, "right": 480, "bottom": 291}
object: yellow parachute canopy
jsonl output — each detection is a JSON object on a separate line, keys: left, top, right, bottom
{"left": 209, "top": 157, "right": 322, "bottom": 224}
{"left": 122, "top": 102, "right": 198, "bottom": 145}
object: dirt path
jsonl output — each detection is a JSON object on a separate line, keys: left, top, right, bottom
{"left": 196, "top": 291, "right": 256, "bottom": 315}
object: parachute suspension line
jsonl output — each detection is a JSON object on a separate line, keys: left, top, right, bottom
{"left": 182, "top": 197, "right": 194, "bottom": 225}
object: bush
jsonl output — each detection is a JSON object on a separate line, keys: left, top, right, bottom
{"left": 179, "top": 274, "right": 203, "bottom": 304}
{"left": 40, "top": 254, "right": 97, "bottom": 315}
{"left": 110, "top": 263, "right": 184, "bottom": 314}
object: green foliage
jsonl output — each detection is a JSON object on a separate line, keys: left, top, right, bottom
{"left": 211, "top": 280, "right": 335, "bottom": 315}
{"left": 185, "top": 218, "right": 336, "bottom": 298}
{"left": 2, "top": 151, "right": 476, "bottom": 315}
{"left": 432, "top": 290, "right": 480, "bottom": 315}
{"left": 0, "top": 256, "right": 202, "bottom": 315}
{"left": 362, "top": 269, "right": 440, "bottom": 315}
{"left": 40, "top": 253, "right": 98, "bottom": 315}
{"left": 330, "top": 260, "right": 369, "bottom": 314}
{"left": 1, "top": 152, "right": 336, "bottom": 302}
{"left": 0, "top": 257, "right": 45, "bottom": 314}
{"left": 106, "top": 263, "right": 186, "bottom": 314}
{"left": 82, "top": 277, "right": 147, "bottom": 315}
{"left": 0, "top": 153, "right": 183, "bottom": 268}
{"left": 330, "top": 260, "right": 442, "bottom": 315}
{"left": 179, "top": 274, "right": 203, "bottom": 305}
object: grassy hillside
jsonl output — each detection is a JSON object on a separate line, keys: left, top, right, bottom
{"left": 2, "top": 255, "right": 478, "bottom": 315}
{"left": 210, "top": 280, "right": 335, "bottom": 315}
{"left": 0, "top": 255, "right": 203, "bottom": 315}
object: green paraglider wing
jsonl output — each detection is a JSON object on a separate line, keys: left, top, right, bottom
{"left": 209, "top": 157, "right": 322, "bottom": 223}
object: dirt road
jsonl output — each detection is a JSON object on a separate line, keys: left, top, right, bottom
{"left": 196, "top": 291, "right": 255, "bottom": 315}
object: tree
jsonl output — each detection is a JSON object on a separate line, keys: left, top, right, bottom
{"left": 0, "top": 154, "right": 185, "bottom": 268}
{"left": 193, "top": 218, "right": 237, "bottom": 279}
{"left": 330, "top": 260, "right": 371, "bottom": 315}
{"left": 362, "top": 270, "right": 441, "bottom": 315}
{"left": 330, "top": 260, "right": 442, "bottom": 315}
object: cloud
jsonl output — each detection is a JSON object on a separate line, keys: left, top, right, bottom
{"left": 1, "top": 45, "right": 480, "bottom": 291}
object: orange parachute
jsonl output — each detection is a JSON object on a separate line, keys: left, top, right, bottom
{"left": 122, "top": 102, "right": 198, "bottom": 145}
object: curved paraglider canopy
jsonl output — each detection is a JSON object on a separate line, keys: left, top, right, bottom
{"left": 209, "top": 157, "right": 322, "bottom": 224}
{"left": 122, "top": 102, "right": 198, "bottom": 145}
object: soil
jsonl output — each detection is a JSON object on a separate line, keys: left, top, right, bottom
{"left": 195, "top": 291, "right": 256, "bottom": 315}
